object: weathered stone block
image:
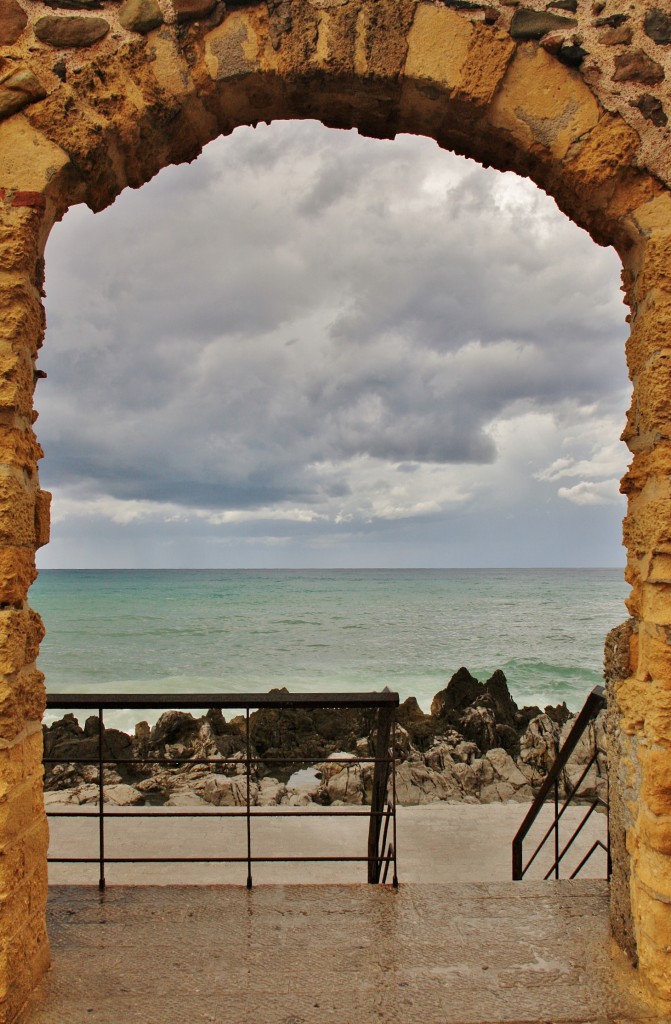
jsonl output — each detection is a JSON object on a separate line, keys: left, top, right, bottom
{"left": 0, "top": 668, "right": 48, "bottom": 733}
{"left": 640, "top": 746, "right": 671, "bottom": 816}
{"left": 205, "top": 12, "right": 262, "bottom": 81}
{"left": 0, "top": 881, "right": 30, "bottom": 945}
{"left": 637, "top": 624, "right": 671, "bottom": 684}
{"left": 0, "top": 112, "right": 68, "bottom": 199}
{"left": 564, "top": 113, "right": 641, "bottom": 197}
{"left": 0, "top": 546, "right": 37, "bottom": 605}
{"left": 0, "top": 474, "right": 35, "bottom": 547}
{"left": 353, "top": 0, "right": 415, "bottom": 80}
{"left": 0, "top": 782, "right": 34, "bottom": 845}
{"left": 34, "top": 490, "right": 50, "bottom": 549}
{"left": 489, "top": 43, "right": 599, "bottom": 159}
{"left": 638, "top": 809, "right": 671, "bottom": 857}
{"left": 0, "top": 842, "right": 24, "bottom": 901}
{"left": 0, "top": 609, "right": 33, "bottom": 675}
{"left": 405, "top": 5, "right": 514, "bottom": 107}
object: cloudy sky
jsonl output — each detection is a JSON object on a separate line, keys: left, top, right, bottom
{"left": 37, "top": 119, "right": 631, "bottom": 569}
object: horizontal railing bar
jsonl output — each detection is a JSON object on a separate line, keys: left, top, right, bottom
{"left": 48, "top": 855, "right": 373, "bottom": 864}
{"left": 46, "top": 809, "right": 388, "bottom": 818}
{"left": 43, "top": 756, "right": 393, "bottom": 766}
{"left": 46, "top": 691, "right": 399, "bottom": 711}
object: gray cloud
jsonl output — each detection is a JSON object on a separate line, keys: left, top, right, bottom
{"left": 37, "top": 120, "right": 630, "bottom": 567}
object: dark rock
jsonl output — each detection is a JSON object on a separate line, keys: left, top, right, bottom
{"left": 119, "top": 0, "right": 163, "bottom": 33}
{"left": 52, "top": 58, "right": 67, "bottom": 81}
{"left": 483, "top": 670, "right": 518, "bottom": 728}
{"left": 438, "top": 0, "right": 484, "bottom": 8}
{"left": 431, "top": 667, "right": 483, "bottom": 719}
{"left": 515, "top": 705, "right": 543, "bottom": 729}
{"left": 397, "top": 696, "right": 437, "bottom": 750}
{"left": 644, "top": 8, "right": 671, "bottom": 46}
{"left": 495, "top": 722, "right": 521, "bottom": 753}
{"left": 151, "top": 709, "right": 201, "bottom": 747}
{"left": 459, "top": 705, "right": 498, "bottom": 753}
{"left": 84, "top": 715, "right": 101, "bottom": 737}
{"left": 613, "top": 49, "right": 665, "bottom": 84}
{"left": 548, "top": 0, "right": 577, "bottom": 11}
{"left": 557, "top": 42, "right": 588, "bottom": 66}
{"left": 0, "top": 66, "right": 46, "bottom": 119}
{"left": 544, "top": 701, "right": 571, "bottom": 726}
{"left": 44, "top": 0, "right": 102, "bottom": 9}
{"left": 34, "top": 14, "right": 110, "bottom": 46}
{"left": 631, "top": 93, "right": 668, "bottom": 126}
{"left": 510, "top": 8, "right": 577, "bottom": 39}
{"left": 484, "top": 7, "right": 500, "bottom": 23}
{"left": 0, "top": 0, "right": 27, "bottom": 45}
{"left": 594, "top": 13, "right": 628, "bottom": 28}
{"left": 173, "top": 0, "right": 216, "bottom": 22}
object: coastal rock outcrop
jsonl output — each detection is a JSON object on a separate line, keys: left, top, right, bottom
{"left": 42, "top": 668, "right": 602, "bottom": 809}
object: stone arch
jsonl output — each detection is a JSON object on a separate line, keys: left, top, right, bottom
{"left": 1, "top": 1, "right": 671, "bottom": 1018}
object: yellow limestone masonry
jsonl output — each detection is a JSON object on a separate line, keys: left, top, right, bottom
{"left": 0, "top": 0, "right": 670, "bottom": 1018}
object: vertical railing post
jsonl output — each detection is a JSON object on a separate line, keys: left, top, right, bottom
{"left": 553, "top": 779, "right": 560, "bottom": 880}
{"left": 367, "top": 705, "right": 393, "bottom": 883}
{"left": 245, "top": 707, "right": 252, "bottom": 890}
{"left": 98, "top": 705, "right": 105, "bottom": 891}
{"left": 391, "top": 747, "right": 398, "bottom": 889}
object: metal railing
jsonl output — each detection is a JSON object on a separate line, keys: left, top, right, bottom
{"left": 512, "top": 685, "right": 609, "bottom": 881}
{"left": 44, "top": 691, "right": 399, "bottom": 890}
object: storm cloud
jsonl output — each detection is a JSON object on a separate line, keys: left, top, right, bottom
{"left": 37, "top": 120, "right": 630, "bottom": 568}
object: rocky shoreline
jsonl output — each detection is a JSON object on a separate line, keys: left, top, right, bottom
{"left": 42, "top": 667, "right": 607, "bottom": 809}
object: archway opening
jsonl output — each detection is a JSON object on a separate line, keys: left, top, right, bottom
{"left": 34, "top": 118, "right": 629, "bottom": 886}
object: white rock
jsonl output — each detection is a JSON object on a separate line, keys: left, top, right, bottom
{"left": 257, "top": 778, "right": 287, "bottom": 806}
{"left": 200, "top": 774, "right": 258, "bottom": 806}
{"left": 104, "top": 784, "right": 145, "bottom": 806}
{"left": 484, "top": 747, "right": 530, "bottom": 790}
{"left": 165, "top": 791, "right": 207, "bottom": 806}
{"left": 326, "top": 764, "right": 364, "bottom": 805}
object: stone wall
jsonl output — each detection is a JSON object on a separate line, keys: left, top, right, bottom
{"left": 0, "top": 0, "right": 670, "bottom": 1019}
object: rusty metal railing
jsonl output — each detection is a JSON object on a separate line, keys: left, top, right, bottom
{"left": 512, "top": 685, "right": 609, "bottom": 881}
{"left": 44, "top": 691, "right": 399, "bottom": 890}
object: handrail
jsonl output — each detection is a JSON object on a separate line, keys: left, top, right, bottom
{"left": 44, "top": 690, "right": 399, "bottom": 890}
{"left": 512, "top": 685, "right": 608, "bottom": 881}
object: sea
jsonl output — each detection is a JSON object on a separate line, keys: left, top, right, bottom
{"left": 31, "top": 568, "right": 628, "bottom": 733}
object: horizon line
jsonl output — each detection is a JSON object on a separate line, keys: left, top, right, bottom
{"left": 36, "top": 565, "right": 626, "bottom": 571}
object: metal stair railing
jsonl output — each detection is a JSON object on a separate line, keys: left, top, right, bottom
{"left": 512, "top": 685, "right": 609, "bottom": 881}
{"left": 44, "top": 690, "right": 399, "bottom": 890}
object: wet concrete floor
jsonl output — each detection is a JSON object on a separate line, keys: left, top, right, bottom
{"left": 19, "top": 880, "right": 666, "bottom": 1024}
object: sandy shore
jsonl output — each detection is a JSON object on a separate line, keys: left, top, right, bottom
{"left": 46, "top": 801, "right": 609, "bottom": 886}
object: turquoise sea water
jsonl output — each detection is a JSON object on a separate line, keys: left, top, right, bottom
{"left": 31, "top": 569, "right": 628, "bottom": 730}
